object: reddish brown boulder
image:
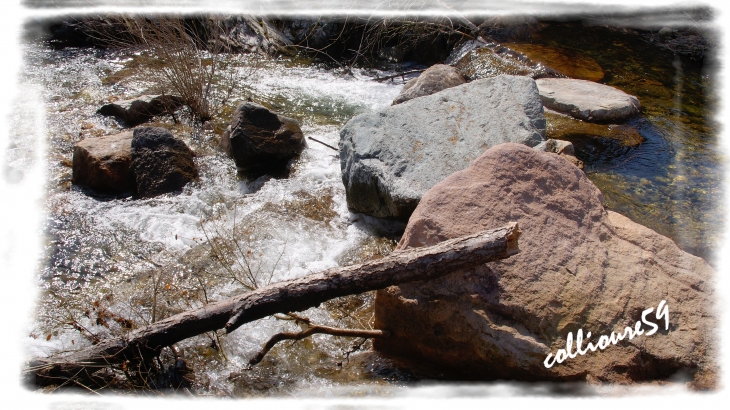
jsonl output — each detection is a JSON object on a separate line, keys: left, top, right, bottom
{"left": 374, "top": 143, "right": 716, "bottom": 388}
{"left": 392, "top": 64, "right": 466, "bottom": 105}
{"left": 72, "top": 127, "right": 198, "bottom": 198}
{"left": 72, "top": 131, "right": 134, "bottom": 194}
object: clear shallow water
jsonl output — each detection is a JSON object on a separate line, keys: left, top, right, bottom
{"left": 518, "top": 21, "right": 722, "bottom": 264}
{"left": 16, "top": 18, "right": 720, "bottom": 397}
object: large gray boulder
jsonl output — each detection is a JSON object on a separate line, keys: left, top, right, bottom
{"left": 536, "top": 78, "right": 641, "bottom": 123}
{"left": 392, "top": 64, "right": 465, "bottom": 105}
{"left": 340, "top": 75, "right": 546, "bottom": 220}
{"left": 374, "top": 143, "right": 717, "bottom": 388}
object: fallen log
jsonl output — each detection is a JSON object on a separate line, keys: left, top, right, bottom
{"left": 26, "top": 223, "right": 520, "bottom": 387}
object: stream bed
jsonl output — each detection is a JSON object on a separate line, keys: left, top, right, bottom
{"left": 11, "top": 18, "right": 721, "bottom": 397}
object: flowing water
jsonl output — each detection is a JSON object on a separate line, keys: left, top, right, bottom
{"left": 19, "top": 43, "right": 415, "bottom": 396}
{"left": 13, "top": 19, "right": 720, "bottom": 397}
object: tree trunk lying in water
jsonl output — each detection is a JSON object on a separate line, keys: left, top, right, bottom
{"left": 26, "top": 223, "right": 520, "bottom": 387}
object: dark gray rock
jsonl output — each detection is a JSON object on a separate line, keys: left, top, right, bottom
{"left": 130, "top": 127, "right": 198, "bottom": 198}
{"left": 219, "top": 103, "right": 306, "bottom": 175}
{"left": 281, "top": 18, "right": 342, "bottom": 50}
{"left": 98, "top": 95, "right": 184, "bottom": 127}
{"left": 377, "top": 46, "right": 407, "bottom": 63}
{"left": 45, "top": 16, "right": 133, "bottom": 49}
{"left": 340, "top": 75, "right": 546, "bottom": 220}
{"left": 392, "top": 64, "right": 466, "bottom": 105}
{"left": 212, "top": 16, "right": 277, "bottom": 54}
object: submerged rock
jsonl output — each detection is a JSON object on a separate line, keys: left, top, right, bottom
{"left": 72, "top": 131, "right": 134, "bottom": 195}
{"left": 392, "top": 64, "right": 466, "bottom": 105}
{"left": 98, "top": 95, "right": 184, "bottom": 127}
{"left": 536, "top": 78, "right": 641, "bottom": 122}
{"left": 544, "top": 110, "right": 644, "bottom": 163}
{"left": 219, "top": 102, "right": 306, "bottom": 175}
{"left": 374, "top": 143, "right": 716, "bottom": 388}
{"left": 340, "top": 75, "right": 546, "bottom": 220}
{"left": 452, "top": 44, "right": 555, "bottom": 81}
{"left": 130, "top": 127, "right": 198, "bottom": 198}
{"left": 450, "top": 41, "right": 564, "bottom": 82}
{"left": 505, "top": 43, "right": 604, "bottom": 82}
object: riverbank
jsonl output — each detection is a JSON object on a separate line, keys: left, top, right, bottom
{"left": 17, "top": 12, "right": 720, "bottom": 396}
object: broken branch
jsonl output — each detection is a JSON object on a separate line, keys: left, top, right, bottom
{"left": 26, "top": 223, "right": 520, "bottom": 386}
{"left": 249, "top": 324, "right": 388, "bottom": 366}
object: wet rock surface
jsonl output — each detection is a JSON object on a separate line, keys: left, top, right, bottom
{"left": 44, "top": 16, "right": 133, "bottom": 49}
{"left": 452, "top": 43, "right": 560, "bottom": 81}
{"left": 392, "top": 64, "right": 465, "bottom": 105}
{"left": 536, "top": 78, "right": 641, "bottom": 122}
{"left": 374, "top": 143, "right": 716, "bottom": 387}
{"left": 97, "top": 95, "right": 184, "bottom": 127}
{"left": 72, "top": 131, "right": 134, "bottom": 195}
{"left": 130, "top": 127, "right": 198, "bottom": 198}
{"left": 340, "top": 75, "right": 546, "bottom": 220}
{"left": 219, "top": 102, "right": 306, "bottom": 176}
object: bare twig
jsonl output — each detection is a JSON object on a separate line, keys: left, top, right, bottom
{"left": 308, "top": 137, "right": 338, "bottom": 151}
{"left": 373, "top": 69, "right": 424, "bottom": 82}
{"left": 249, "top": 324, "right": 389, "bottom": 366}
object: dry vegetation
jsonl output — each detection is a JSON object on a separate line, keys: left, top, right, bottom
{"left": 100, "top": 16, "right": 260, "bottom": 124}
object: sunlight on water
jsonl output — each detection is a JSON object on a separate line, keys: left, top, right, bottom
{"left": 16, "top": 13, "right": 720, "bottom": 398}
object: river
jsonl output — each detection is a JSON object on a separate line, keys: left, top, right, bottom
{"left": 11, "top": 16, "right": 721, "bottom": 397}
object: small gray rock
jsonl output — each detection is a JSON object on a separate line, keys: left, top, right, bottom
{"left": 536, "top": 78, "right": 641, "bottom": 123}
{"left": 392, "top": 64, "right": 466, "bottom": 105}
{"left": 534, "top": 138, "right": 583, "bottom": 169}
